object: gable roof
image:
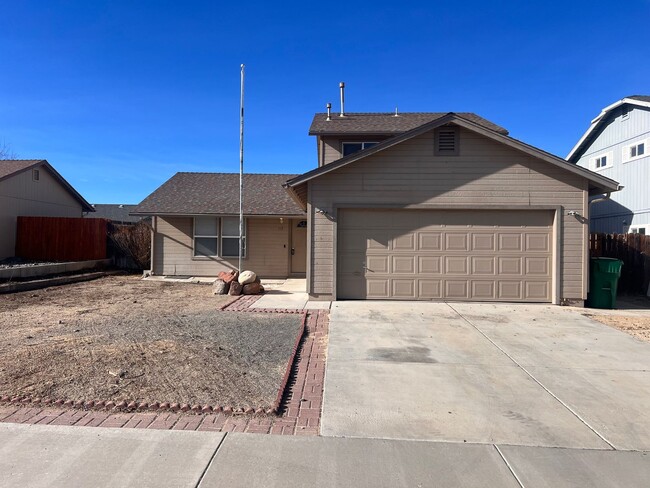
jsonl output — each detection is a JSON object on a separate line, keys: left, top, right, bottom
{"left": 86, "top": 204, "right": 144, "bottom": 223}
{"left": 133, "top": 172, "right": 304, "bottom": 216}
{"left": 567, "top": 95, "right": 650, "bottom": 161}
{"left": 0, "top": 159, "right": 94, "bottom": 212}
{"left": 285, "top": 113, "right": 620, "bottom": 210}
{"left": 309, "top": 112, "right": 509, "bottom": 136}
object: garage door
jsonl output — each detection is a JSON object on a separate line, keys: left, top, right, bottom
{"left": 337, "top": 209, "right": 553, "bottom": 302}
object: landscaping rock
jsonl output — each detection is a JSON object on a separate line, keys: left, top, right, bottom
{"left": 218, "top": 270, "right": 238, "bottom": 284}
{"left": 238, "top": 270, "right": 257, "bottom": 285}
{"left": 212, "top": 279, "right": 229, "bottom": 295}
{"left": 242, "top": 282, "right": 263, "bottom": 295}
{"left": 229, "top": 281, "right": 243, "bottom": 296}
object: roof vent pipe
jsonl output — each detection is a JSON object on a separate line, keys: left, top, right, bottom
{"left": 326, "top": 102, "right": 331, "bottom": 121}
{"left": 339, "top": 82, "right": 345, "bottom": 117}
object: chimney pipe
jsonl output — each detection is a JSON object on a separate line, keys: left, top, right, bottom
{"left": 339, "top": 82, "right": 345, "bottom": 117}
{"left": 326, "top": 102, "right": 331, "bottom": 121}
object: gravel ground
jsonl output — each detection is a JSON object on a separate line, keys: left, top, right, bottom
{"left": 0, "top": 258, "right": 61, "bottom": 269}
{"left": 0, "top": 276, "right": 303, "bottom": 408}
{"left": 581, "top": 295, "right": 650, "bottom": 344}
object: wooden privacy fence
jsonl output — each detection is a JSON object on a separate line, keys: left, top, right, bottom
{"left": 589, "top": 233, "right": 650, "bottom": 294}
{"left": 16, "top": 217, "right": 108, "bottom": 262}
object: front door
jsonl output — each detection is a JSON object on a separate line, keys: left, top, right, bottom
{"left": 291, "top": 219, "right": 307, "bottom": 274}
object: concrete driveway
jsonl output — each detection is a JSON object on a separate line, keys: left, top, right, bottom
{"left": 322, "top": 301, "right": 650, "bottom": 450}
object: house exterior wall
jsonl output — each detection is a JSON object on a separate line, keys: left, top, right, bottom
{"left": 152, "top": 216, "right": 293, "bottom": 278}
{"left": 574, "top": 105, "right": 650, "bottom": 233}
{"left": 0, "top": 168, "right": 84, "bottom": 259}
{"left": 320, "top": 135, "right": 390, "bottom": 166}
{"left": 308, "top": 126, "right": 589, "bottom": 301}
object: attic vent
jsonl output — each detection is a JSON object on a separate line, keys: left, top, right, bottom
{"left": 32, "top": 169, "right": 40, "bottom": 181}
{"left": 435, "top": 127, "right": 459, "bottom": 156}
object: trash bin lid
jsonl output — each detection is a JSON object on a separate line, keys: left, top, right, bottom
{"left": 591, "top": 257, "right": 623, "bottom": 274}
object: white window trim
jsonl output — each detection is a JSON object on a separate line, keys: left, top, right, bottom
{"left": 221, "top": 217, "right": 247, "bottom": 258}
{"left": 623, "top": 138, "right": 648, "bottom": 163}
{"left": 193, "top": 216, "right": 219, "bottom": 258}
{"left": 341, "top": 141, "right": 379, "bottom": 156}
{"left": 629, "top": 225, "right": 647, "bottom": 235}
{"left": 590, "top": 151, "right": 613, "bottom": 171}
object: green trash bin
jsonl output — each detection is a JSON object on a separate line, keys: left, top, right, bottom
{"left": 587, "top": 257, "right": 623, "bottom": 309}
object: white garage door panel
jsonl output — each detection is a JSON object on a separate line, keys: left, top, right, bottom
{"left": 337, "top": 209, "right": 553, "bottom": 302}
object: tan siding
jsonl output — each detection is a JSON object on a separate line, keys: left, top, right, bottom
{"left": 309, "top": 127, "right": 590, "bottom": 301}
{"left": 153, "top": 216, "right": 291, "bottom": 278}
{"left": 321, "top": 135, "right": 391, "bottom": 166}
{"left": 0, "top": 168, "right": 83, "bottom": 259}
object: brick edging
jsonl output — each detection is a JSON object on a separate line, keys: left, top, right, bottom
{"left": 0, "top": 300, "right": 329, "bottom": 436}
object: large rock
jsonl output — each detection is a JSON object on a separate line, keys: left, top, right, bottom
{"left": 242, "top": 282, "right": 263, "bottom": 295}
{"left": 238, "top": 270, "right": 257, "bottom": 285}
{"left": 229, "top": 281, "right": 243, "bottom": 296}
{"left": 218, "top": 270, "right": 238, "bottom": 284}
{"left": 212, "top": 279, "right": 229, "bottom": 295}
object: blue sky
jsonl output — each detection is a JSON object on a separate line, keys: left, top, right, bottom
{"left": 1, "top": 1, "right": 649, "bottom": 203}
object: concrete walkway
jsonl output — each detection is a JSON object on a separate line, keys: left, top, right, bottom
{"left": 2, "top": 423, "right": 649, "bottom": 487}
{"left": 322, "top": 301, "right": 650, "bottom": 450}
{"left": 252, "top": 279, "right": 331, "bottom": 310}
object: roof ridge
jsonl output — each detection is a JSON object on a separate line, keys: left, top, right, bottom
{"left": 175, "top": 171, "right": 299, "bottom": 176}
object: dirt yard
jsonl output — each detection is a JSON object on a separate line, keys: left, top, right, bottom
{"left": 585, "top": 315, "right": 650, "bottom": 343}
{"left": 0, "top": 276, "right": 303, "bottom": 409}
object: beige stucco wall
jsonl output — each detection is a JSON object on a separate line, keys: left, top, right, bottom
{"left": 308, "top": 126, "right": 589, "bottom": 301}
{"left": 0, "top": 167, "right": 84, "bottom": 259}
{"left": 153, "top": 216, "right": 293, "bottom": 278}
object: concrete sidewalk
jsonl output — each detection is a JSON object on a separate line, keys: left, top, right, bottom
{"left": 1, "top": 424, "right": 649, "bottom": 487}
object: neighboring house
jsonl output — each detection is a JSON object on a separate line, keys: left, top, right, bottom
{"left": 84, "top": 204, "right": 146, "bottom": 224}
{"left": 284, "top": 112, "right": 619, "bottom": 304}
{"left": 132, "top": 173, "right": 306, "bottom": 278}
{"left": 0, "top": 159, "right": 94, "bottom": 260}
{"left": 567, "top": 95, "right": 650, "bottom": 234}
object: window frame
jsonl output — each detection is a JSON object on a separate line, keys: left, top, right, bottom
{"left": 220, "top": 216, "right": 247, "bottom": 258}
{"left": 623, "top": 139, "right": 648, "bottom": 163}
{"left": 193, "top": 216, "right": 219, "bottom": 258}
{"left": 630, "top": 225, "right": 646, "bottom": 235}
{"left": 341, "top": 141, "right": 379, "bottom": 157}
{"left": 590, "top": 151, "right": 612, "bottom": 171}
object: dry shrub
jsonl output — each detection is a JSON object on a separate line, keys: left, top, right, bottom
{"left": 108, "top": 221, "right": 151, "bottom": 270}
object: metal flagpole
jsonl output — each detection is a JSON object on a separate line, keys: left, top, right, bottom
{"left": 239, "top": 64, "right": 245, "bottom": 273}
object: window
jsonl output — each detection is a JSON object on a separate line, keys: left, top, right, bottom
{"left": 221, "top": 217, "right": 246, "bottom": 258}
{"left": 193, "top": 217, "right": 218, "bottom": 257}
{"left": 434, "top": 127, "right": 459, "bottom": 156}
{"left": 630, "top": 226, "right": 646, "bottom": 235}
{"left": 590, "top": 152, "right": 612, "bottom": 170}
{"left": 342, "top": 142, "right": 378, "bottom": 157}
{"left": 32, "top": 169, "right": 40, "bottom": 181}
{"left": 623, "top": 139, "right": 647, "bottom": 162}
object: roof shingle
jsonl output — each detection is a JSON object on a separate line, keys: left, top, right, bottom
{"left": 133, "top": 173, "right": 303, "bottom": 216}
{"left": 0, "top": 159, "right": 43, "bottom": 180}
{"left": 87, "top": 204, "right": 145, "bottom": 223}
{"left": 627, "top": 95, "right": 650, "bottom": 103}
{"left": 309, "top": 112, "right": 508, "bottom": 136}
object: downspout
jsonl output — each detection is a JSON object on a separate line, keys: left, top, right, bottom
{"left": 589, "top": 192, "right": 612, "bottom": 207}
{"left": 149, "top": 216, "right": 157, "bottom": 275}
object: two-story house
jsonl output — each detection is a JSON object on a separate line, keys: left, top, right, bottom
{"left": 286, "top": 111, "right": 618, "bottom": 305}
{"left": 567, "top": 95, "right": 650, "bottom": 234}
{"left": 136, "top": 108, "right": 618, "bottom": 305}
